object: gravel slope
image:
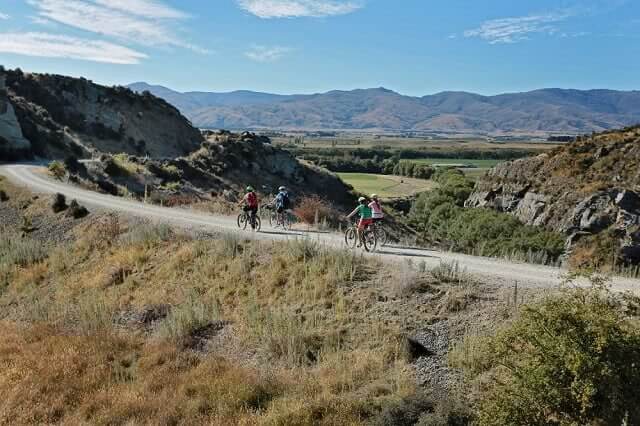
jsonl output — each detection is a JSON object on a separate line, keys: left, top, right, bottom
{"left": 2, "top": 164, "right": 639, "bottom": 293}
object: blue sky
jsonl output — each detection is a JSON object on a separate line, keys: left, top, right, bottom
{"left": 0, "top": 0, "right": 639, "bottom": 95}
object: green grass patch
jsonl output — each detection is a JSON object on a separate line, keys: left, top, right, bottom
{"left": 337, "top": 173, "right": 435, "bottom": 198}
{"left": 410, "top": 158, "right": 503, "bottom": 168}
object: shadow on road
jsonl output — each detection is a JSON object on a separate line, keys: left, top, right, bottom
{"left": 375, "top": 249, "right": 441, "bottom": 259}
{"left": 259, "top": 230, "right": 305, "bottom": 237}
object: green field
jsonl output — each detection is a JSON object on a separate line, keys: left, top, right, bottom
{"left": 337, "top": 173, "right": 436, "bottom": 198}
{"left": 272, "top": 136, "right": 560, "bottom": 152}
{"left": 409, "top": 158, "right": 504, "bottom": 168}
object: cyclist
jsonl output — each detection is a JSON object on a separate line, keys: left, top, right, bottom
{"left": 238, "top": 186, "right": 259, "bottom": 229}
{"left": 346, "top": 196, "right": 373, "bottom": 247}
{"left": 369, "top": 194, "right": 384, "bottom": 223}
{"left": 272, "top": 186, "right": 290, "bottom": 218}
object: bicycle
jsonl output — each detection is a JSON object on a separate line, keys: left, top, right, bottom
{"left": 371, "top": 219, "right": 388, "bottom": 247}
{"left": 344, "top": 219, "right": 377, "bottom": 252}
{"left": 237, "top": 208, "right": 261, "bottom": 232}
{"left": 267, "top": 204, "right": 291, "bottom": 230}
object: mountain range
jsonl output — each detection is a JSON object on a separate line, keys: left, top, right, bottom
{"left": 127, "top": 82, "right": 640, "bottom": 135}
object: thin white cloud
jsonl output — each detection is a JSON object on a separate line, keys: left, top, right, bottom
{"left": 237, "top": 0, "right": 362, "bottom": 18}
{"left": 93, "top": 0, "right": 188, "bottom": 19}
{"left": 0, "top": 32, "right": 148, "bottom": 64}
{"left": 245, "top": 45, "right": 293, "bottom": 62}
{"left": 28, "top": 0, "right": 204, "bottom": 52}
{"left": 0, "top": 12, "right": 9, "bottom": 19}
{"left": 30, "top": 15, "right": 55, "bottom": 25}
{"left": 464, "top": 12, "right": 570, "bottom": 44}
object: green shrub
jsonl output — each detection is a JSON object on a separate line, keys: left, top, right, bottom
{"left": 48, "top": 160, "right": 66, "bottom": 180}
{"left": 51, "top": 193, "right": 68, "bottom": 213}
{"left": 454, "top": 281, "right": 640, "bottom": 426}
{"left": 410, "top": 170, "right": 564, "bottom": 263}
{"left": 66, "top": 199, "right": 89, "bottom": 219}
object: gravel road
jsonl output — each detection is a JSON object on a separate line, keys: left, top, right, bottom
{"left": 2, "top": 164, "right": 639, "bottom": 293}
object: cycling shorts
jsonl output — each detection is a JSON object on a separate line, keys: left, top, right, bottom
{"left": 358, "top": 218, "right": 373, "bottom": 230}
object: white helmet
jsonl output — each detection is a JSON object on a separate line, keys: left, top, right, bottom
{"left": 370, "top": 194, "right": 378, "bottom": 199}
{"left": 279, "top": 186, "right": 286, "bottom": 191}
{"left": 358, "top": 196, "right": 366, "bottom": 203}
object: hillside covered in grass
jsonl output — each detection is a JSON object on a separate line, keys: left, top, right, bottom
{"left": 1, "top": 176, "right": 638, "bottom": 425}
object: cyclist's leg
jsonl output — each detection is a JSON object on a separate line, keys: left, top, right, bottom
{"left": 277, "top": 206, "right": 284, "bottom": 225}
{"left": 356, "top": 218, "right": 364, "bottom": 246}
{"left": 250, "top": 207, "right": 257, "bottom": 228}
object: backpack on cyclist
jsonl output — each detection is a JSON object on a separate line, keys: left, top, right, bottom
{"left": 276, "top": 191, "right": 290, "bottom": 210}
{"left": 246, "top": 192, "right": 258, "bottom": 208}
{"left": 281, "top": 192, "right": 291, "bottom": 209}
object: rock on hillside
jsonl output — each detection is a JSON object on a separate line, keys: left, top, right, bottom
{"left": 1, "top": 68, "right": 203, "bottom": 160}
{"left": 0, "top": 69, "right": 31, "bottom": 160}
{"left": 466, "top": 126, "right": 640, "bottom": 266}
{"left": 78, "top": 130, "right": 355, "bottom": 209}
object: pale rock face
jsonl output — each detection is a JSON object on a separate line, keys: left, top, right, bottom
{"left": 466, "top": 128, "right": 640, "bottom": 263}
{"left": 0, "top": 73, "right": 31, "bottom": 153}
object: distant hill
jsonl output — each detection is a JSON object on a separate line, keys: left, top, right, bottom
{"left": 128, "top": 83, "right": 640, "bottom": 135}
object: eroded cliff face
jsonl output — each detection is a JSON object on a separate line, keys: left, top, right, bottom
{"left": 467, "top": 126, "right": 640, "bottom": 264}
{"left": 1, "top": 68, "right": 203, "bottom": 160}
{"left": 0, "top": 72, "right": 31, "bottom": 160}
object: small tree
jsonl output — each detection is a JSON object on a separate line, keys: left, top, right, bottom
{"left": 48, "top": 160, "right": 66, "bottom": 180}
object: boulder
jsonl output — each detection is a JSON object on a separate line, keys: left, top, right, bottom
{"left": 621, "top": 230, "right": 640, "bottom": 263}
{"left": 0, "top": 71, "right": 31, "bottom": 157}
{"left": 514, "top": 192, "right": 548, "bottom": 226}
{"left": 615, "top": 190, "right": 640, "bottom": 214}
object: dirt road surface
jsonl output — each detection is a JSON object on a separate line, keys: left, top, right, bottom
{"left": 2, "top": 164, "right": 638, "bottom": 293}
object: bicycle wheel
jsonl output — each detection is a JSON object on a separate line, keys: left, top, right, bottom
{"left": 253, "top": 215, "right": 262, "bottom": 232}
{"left": 375, "top": 226, "right": 388, "bottom": 247}
{"left": 363, "top": 229, "right": 378, "bottom": 252}
{"left": 281, "top": 213, "right": 291, "bottom": 231}
{"left": 237, "top": 213, "right": 248, "bottom": 230}
{"left": 344, "top": 227, "right": 357, "bottom": 249}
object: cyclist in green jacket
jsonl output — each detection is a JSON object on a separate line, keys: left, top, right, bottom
{"left": 347, "top": 197, "right": 373, "bottom": 247}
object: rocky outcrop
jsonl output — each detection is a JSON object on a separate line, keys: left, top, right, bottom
{"left": 467, "top": 126, "right": 640, "bottom": 265}
{"left": 0, "top": 69, "right": 31, "bottom": 160}
{"left": 76, "top": 130, "right": 355, "bottom": 210}
{"left": 1, "top": 67, "right": 203, "bottom": 160}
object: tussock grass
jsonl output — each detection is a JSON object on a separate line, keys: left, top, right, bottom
{"left": 121, "top": 222, "right": 174, "bottom": 246}
{"left": 157, "top": 291, "right": 221, "bottom": 341}
{"left": 431, "top": 260, "right": 471, "bottom": 286}
{"left": 0, "top": 224, "right": 420, "bottom": 424}
{"left": 431, "top": 260, "right": 479, "bottom": 313}
{"left": 0, "top": 234, "right": 48, "bottom": 268}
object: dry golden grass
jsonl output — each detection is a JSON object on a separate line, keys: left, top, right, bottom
{"left": 0, "top": 323, "right": 413, "bottom": 425}
{"left": 0, "top": 226, "right": 417, "bottom": 425}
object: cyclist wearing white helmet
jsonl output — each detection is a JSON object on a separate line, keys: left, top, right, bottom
{"left": 369, "top": 194, "right": 384, "bottom": 222}
{"left": 273, "top": 186, "right": 290, "bottom": 213}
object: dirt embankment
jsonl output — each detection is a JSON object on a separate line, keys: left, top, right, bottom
{"left": 467, "top": 126, "right": 640, "bottom": 268}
